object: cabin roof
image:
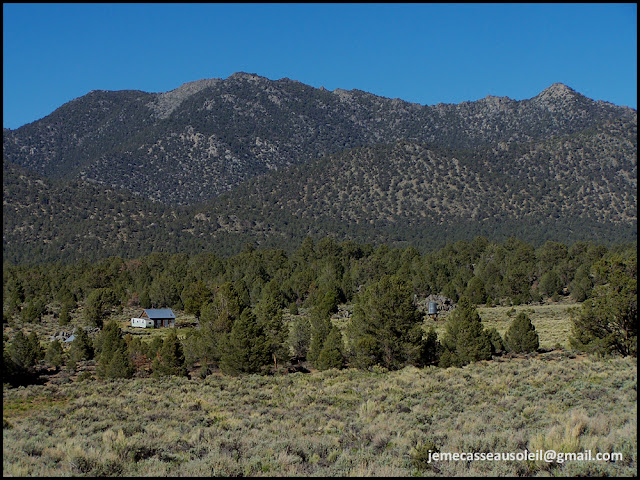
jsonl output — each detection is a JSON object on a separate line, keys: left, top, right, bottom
{"left": 143, "top": 308, "right": 176, "bottom": 319}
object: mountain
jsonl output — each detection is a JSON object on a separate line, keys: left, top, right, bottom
{"left": 4, "top": 73, "right": 636, "bottom": 205}
{"left": 3, "top": 73, "right": 637, "bottom": 264}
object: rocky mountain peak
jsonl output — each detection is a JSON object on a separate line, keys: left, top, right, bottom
{"left": 148, "top": 78, "right": 222, "bottom": 119}
{"left": 228, "top": 72, "right": 265, "bottom": 83}
{"left": 534, "top": 82, "right": 580, "bottom": 101}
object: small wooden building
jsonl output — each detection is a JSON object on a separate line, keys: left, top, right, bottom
{"left": 131, "top": 308, "right": 176, "bottom": 328}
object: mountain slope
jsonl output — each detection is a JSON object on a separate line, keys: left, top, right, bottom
{"left": 4, "top": 74, "right": 636, "bottom": 205}
{"left": 4, "top": 117, "right": 635, "bottom": 264}
{"left": 3, "top": 74, "right": 637, "bottom": 264}
{"left": 192, "top": 118, "right": 636, "bottom": 249}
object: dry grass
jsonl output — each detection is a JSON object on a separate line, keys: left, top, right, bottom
{"left": 423, "top": 298, "right": 577, "bottom": 350}
{"left": 3, "top": 351, "right": 636, "bottom": 477}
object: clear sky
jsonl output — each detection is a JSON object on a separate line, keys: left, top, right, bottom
{"left": 3, "top": 3, "right": 637, "bottom": 129}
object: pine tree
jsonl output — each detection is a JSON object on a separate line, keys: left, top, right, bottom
{"left": 45, "top": 339, "right": 64, "bottom": 369}
{"left": 26, "top": 331, "right": 44, "bottom": 366}
{"left": 486, "top": 327, "right": 506, "bottom": 354}
{"left": 315, "top": 325, "right": 344, "bottom": 370}
{"left": 219, "top": 309, "right": 270, "bottom": 375}
{"left": 58, "top": 303, "right": 71, "bottom": 326}
{"left": 419, "top": 326, "right": 441, "bottom": 366}
{"left": 570, "top": 251, "right": 636, "bottom": 357}
{"left": 67, "top": 327, "right": 94, "bottom": 372}
{"left": 7, "top": 330, "right": 40, "bottom": 372}
{"left": 346, "top": 275, "right": 425, "bottom": 370}
{"left": 307, "top": 307, "right": 332, "bottom": 365}
{"left": 152, "top": 329, "right": 187, "bottom": 377}
{"left": 439, "top": 297, "right": 492, "bottom": 367}
{"left": 288, "top": 316, "right": 311, "bottom": 360}
{"left": 504, "top": 312, "right": 539, "bottom": 353}
{"left": 255, "top": 293, "right": 289, "bottom": 370}
{"left": 96, "top": 320, "right": 134, "bottom": 379}
{"left": 83, "top": 288, "right": 116, "bottom": 328}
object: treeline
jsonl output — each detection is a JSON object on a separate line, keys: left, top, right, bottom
{"left": 3, "top": 236, "right": 637, "bottom": 384}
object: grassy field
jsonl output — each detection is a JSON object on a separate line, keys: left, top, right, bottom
{"left": 3, "top": 299, "right": 637, "bottom": 476}
{"left": 422, "top": 298, "right": 578, "bottom": 350}
{"left": 3, "top": 352, "right": 636, "bottom": 477}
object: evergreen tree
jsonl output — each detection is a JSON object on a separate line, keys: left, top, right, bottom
{"left": 83, "top": 288, "right": 116, "bottom": 328}
{"left": 203, "top": 282, "right": 248, "bottom": 332}
{"left": 570, "top": 251, "right": 637, "bottom": 357}
{"left": 21, "top": 300, "right": 46, "bottom": 323}
{"left": 419, "top": 326, "right": 441, "bottom": 366}
{"left": 439, "top": 297, "right": 492, "bottom": 367}
{"left": 315, "top": 325, "right": 344, "bottom": 370}
{"left": 152, "top": 329, "right": 187, "bottom": 377}
{"left": 27, "top": 331, "right": 44, "bottom": 366}
{"left": 538, "top": 270, "right": 563, "bottom": 299}
{"left": 255, "top": 292, "right": 289, "bottom": 370}
{"left": 288, "top": 316, "right": 311, "bottom": 361}
{"left": 346, "top": 275, "right": 426, "bottom": 370}
{"left": 45, "top": 339, "right": 64, "bottom": 369}
{"left": 486, "top": 327, "right": 506, "bottom": 354}
{"left": 568, "top": 264, "right": 593, "bottom": 302}
{"left": 464, "top": 276, "right": 487, "bottom": 305}
{"left": 504, "top": 312, "right": 539, "bottom": 353}
{"left": 219, "top": 309, "right": 270, "bottom": 375}
{"left": 7, "top": 330, "right": 41, "bottom": 372}
{"left": 58, "top": 303, "right": 71, "bottom": 326}
{"left": 307, "top": 307, "right": 332, "bottom": 366}
{"left": 96, "top": 320, "right": 134, "bottom": 379}
{"left": 146, "top": 335, "right": 164, "bottom": 360}
{"left": 67, "top": 327, "right": 94, "bottom": 371}
{"left": 181, "top": 281, "right": 211, "bottom": 320}
{"left": 3, "top": 333, "right": 23, "bottom": 383}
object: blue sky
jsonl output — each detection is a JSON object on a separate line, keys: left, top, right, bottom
{"left": 3, "top": 3, "right": 637, "bottom": 129}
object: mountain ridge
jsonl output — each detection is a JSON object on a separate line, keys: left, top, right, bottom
{"left": 4, "top": 73, "right": 635, "bottom": 202}
{"left": 3, "top": 73, "right": 637, "bottom": 264}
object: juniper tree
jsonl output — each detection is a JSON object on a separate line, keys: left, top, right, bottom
{"left": 152, "top": 329, "right": 187, "bottom": 377}
{"left": 504, "top": 312, "right": 539, "bottom": 353}
{"left": 219, "top": 309, "right": 270, "bottom": 375}
{"left": 346, "top": 275, "right": 428, "bottom": 370}
{"left": 439, "top": 297, "right": 492, "bottom": 367}
{"left": 315, "top": 325, "right": 344, "bottom": 370}
{"left": 45, "top": 339, "right": 64, "bottom": 370}
{"left": 96, "top": 320, "right": 134, "bottom": 379}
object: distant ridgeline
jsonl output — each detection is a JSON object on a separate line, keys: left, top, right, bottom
{"left": 3, "top": 73, "right": 637, "bottom": 265}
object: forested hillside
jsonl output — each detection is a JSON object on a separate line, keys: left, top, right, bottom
{"left": 3, "top": 74, "right": 636, "bottom": 266}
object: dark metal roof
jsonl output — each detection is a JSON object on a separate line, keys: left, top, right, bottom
{"left": 143, "top": 308, "right": 176, "bottom": 319}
